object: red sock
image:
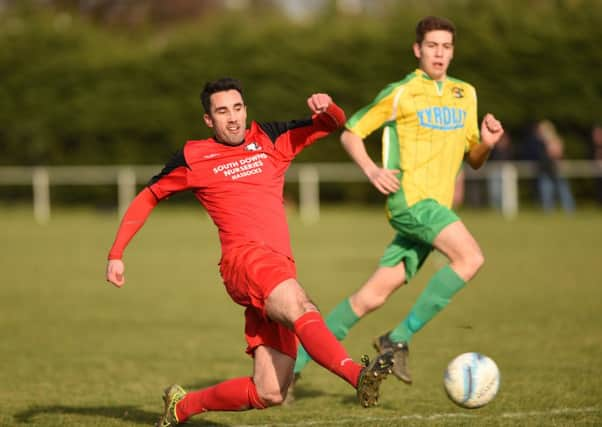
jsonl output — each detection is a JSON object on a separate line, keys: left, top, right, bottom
{"left": 175, "top": 377, "right": 266, "bottom": 421}
{"left": 293, "top": 311, "right": 362, "bottom": 387}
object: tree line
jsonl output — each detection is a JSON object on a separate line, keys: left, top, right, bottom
{"left": 1, "top": 0, "right": 600, "bottom": 167}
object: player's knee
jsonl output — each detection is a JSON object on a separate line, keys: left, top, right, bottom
{"left": 291, "top": 284, "right": 318, "bottom": 314}
{"left": 301, "top": 300, "right": 318, "bottom": 313}
{"left": 281, "top": 300, "right": 318, "bottom": 328}
{"left": 465, "top": 249, "right": 485, "bottom": 279}
{"left": 257, "top": 387, "right": 286, "bottom": 407}
{"left": 472, "top": 249, "right": 485, "bottom": 272}
{"left": 477, "top": 251, "right": 485, "bottom": 270}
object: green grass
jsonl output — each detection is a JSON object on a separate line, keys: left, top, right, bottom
{"left": 1, "top": 206, "right": 601, "bottom": 426}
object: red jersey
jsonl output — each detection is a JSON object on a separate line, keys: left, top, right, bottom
{"left": 109, "top": 103, "right": 345, "bottom": 261}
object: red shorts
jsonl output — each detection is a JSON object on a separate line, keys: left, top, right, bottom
{"left": 219, "top": 244, "right": 298, "bottom": 359}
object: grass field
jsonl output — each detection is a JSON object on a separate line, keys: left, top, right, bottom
{"left": 1, "top": 205, "right": 601, "bottom": 426}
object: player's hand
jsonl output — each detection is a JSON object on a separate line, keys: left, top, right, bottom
{"left": 366, "top": 166, "right": 400, "bottom": 195}
{"left": 106, "top": 259, "right": 126, "bottom": 288}
{"left": 307, "top": 93, "right": 332, "bottom": 114}
{"left": 480, "top": 113, "right": 504, "bottom": 148}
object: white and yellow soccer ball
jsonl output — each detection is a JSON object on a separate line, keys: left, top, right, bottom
{"left": 443, "top": 352, "right": 500, "bottom": 408}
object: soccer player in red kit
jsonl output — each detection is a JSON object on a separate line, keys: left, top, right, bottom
{"left": 105, "top": 78, "right": 394, "bottom": 426}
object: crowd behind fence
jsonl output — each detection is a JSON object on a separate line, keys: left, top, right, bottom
{"left": 0, "top": 161, "right": 601, "bottom": 224}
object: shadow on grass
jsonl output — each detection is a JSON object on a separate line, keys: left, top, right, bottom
{"left": 289, "top": 384, "right": 329, "bottom": 401}
{"left": 14, "top": 404, "right": 229, "bottom": 426}
{"left": 340, "top": 394, "right": 397, "bottom": 410}
{"left": 12, "top": 379, "right": 339, "bottom": 426}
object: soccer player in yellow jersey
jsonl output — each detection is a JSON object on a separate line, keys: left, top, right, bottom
{"left": 290, "top": 16, "right": 504, "bottom": 393}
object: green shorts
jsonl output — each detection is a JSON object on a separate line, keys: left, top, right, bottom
{"left": 379, "top": 198, "right": 459, "bottom": 281}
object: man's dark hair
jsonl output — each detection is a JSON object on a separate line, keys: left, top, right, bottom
{"left": 415, "top": 16, "right": 456, "bottom": 44}
{"left": 200, "top": 77, "right": 243, "bottom": 113}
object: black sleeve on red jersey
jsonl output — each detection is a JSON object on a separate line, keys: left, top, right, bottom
{"left": 148, "top": 149, "right": 190, "bottom": 186}
{"left": 258, "top": 119, "right": 313, "bottom": 143}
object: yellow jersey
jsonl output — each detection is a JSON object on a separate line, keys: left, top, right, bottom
{"left": 346, "top": 69, "right": 480, "bottom": 208}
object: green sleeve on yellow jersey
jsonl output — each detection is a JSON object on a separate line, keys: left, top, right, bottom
{"left": 345, "top": 78, "right": 410, "bottom": 139}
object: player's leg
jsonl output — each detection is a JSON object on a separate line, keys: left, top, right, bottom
{"left": 293, "top": 262, "right": 407, "bottom": 376}
{"left": 373, "top": 200, "right": 479, "bottom": 384}
{"left": 387, "top": 220, "right": 483, "bottom": 363}
{"left": 371, "top": 235, "right": 430, "bottom": 384}
{"left": 252, "top": 345, "right": 296, "bottom": 406}
{"left": 159, "top": 347, "right": 290, "bottom": 426}
{"left": 266, "top": 278, "right": 363, "bottom": 387}
{"left": 349, "top": 262, "right": 408, "bottom": 316}
{"left": 158, "top": 321, "right": 295, "bottom": 425}
{"left": 167, "top": 377, "right": 268, "bottom": 424}
{"left": 266, "top": 278, "right": 393, "bottom": 406}
{"left": 176, "top": 346, "right": 293, "bottom": 416}
{"left": 431, "top": 220, "right": 484, "bottom": 282}
{"left": 221, "top": 245, "right": 393, "bottom": 407}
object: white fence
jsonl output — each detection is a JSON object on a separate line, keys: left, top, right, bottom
{"left": 1, "top": 161, "right": 601, "bottom": 224}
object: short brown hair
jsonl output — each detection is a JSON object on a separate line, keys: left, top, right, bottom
{"left": 201, "top": 77, "right": 243, "bottom": 113}
{"left": 415, "top": 16, "right": 456, "bottom": 44}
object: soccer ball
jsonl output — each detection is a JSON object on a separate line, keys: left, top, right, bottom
{"left": 443, "top": 352, "right": 500, "bottom": 409}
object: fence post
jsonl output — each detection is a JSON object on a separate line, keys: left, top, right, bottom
{"left": 298, "top": 165, "right": 320, "bottom": 224}
{"left": 32, "top": 167, "right": 50, "bottom": 224}
{"left": 500, "top": 163, "right": 518, "bottom": 219}
{"left": 117, "top": 167, "right": 136, "bottom": 219}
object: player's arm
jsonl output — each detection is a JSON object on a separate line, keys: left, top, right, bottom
{"left": 306, "top": 93, "right": 346, "bottom": 129}
{"left": 466, "top": 113, "right": 504, "bottom": 169}
{"left": 106, "top": 188, "right": 158, "bottom": 288}
{"left": 105, "top": 149, "right": 191, "bottom": 288}
{"left": 341, "top": 84, "right": 401, "bottom": 194}
{"left": 341, "top": 130, "right": 400, "bottom": 195}
{"left": 289, "top": 93, "right": 347, "bottom": 146}
{"left": 261, "top": 94, "right": 345, "bottom": 155}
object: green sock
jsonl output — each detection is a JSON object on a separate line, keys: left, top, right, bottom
{"left": 293, "top": 298, "right": 360, "bottom": 374}
{"left": 389, "top": 265, "right": 466, "bottom": 343}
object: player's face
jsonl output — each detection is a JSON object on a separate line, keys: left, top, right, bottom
{"left": 204, "top": 89, "right": 247, "bottom": 145}
{"left": 413, "top": 30, "right": 454, "bottom": 81}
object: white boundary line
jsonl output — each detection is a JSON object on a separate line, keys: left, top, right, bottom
{"left": 232, "top": 406, "right": 601, "bottom": 427}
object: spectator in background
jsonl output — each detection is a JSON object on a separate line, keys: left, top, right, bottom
{"left": 591, "top": 124, "right": 602, "bottom": 205}
{"left": 487, "top": 131, "right": 513, "bottom": 210}
{"left": 533, "top": 120, "right": 575, "bottom": 213}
